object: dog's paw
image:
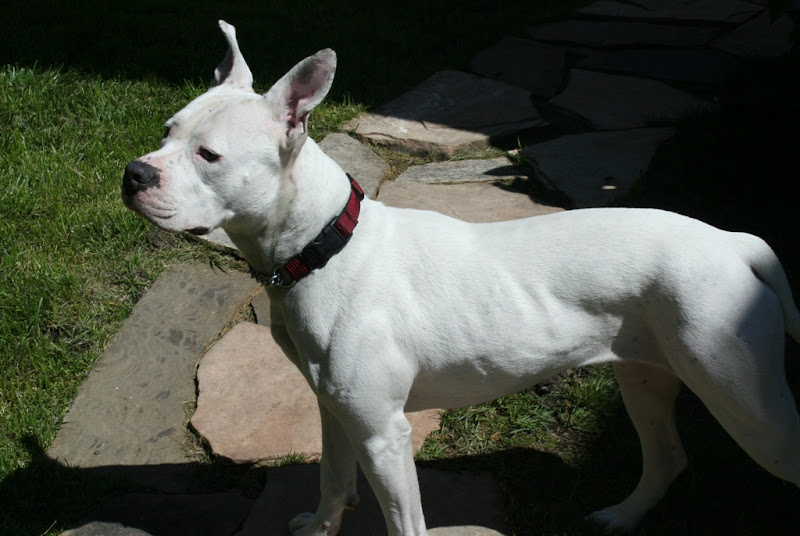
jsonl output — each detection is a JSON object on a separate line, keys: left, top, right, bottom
{"left": 587, "top": 507, "right": 638, "bottom": 534}
{"left": 289, "top": 512, "right": 336, "bottom": 536}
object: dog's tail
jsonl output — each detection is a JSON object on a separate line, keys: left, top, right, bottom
{"left": 732, "top": 233, "right": 800, "bottom": 343}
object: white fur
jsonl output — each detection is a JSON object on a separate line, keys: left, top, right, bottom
{"left": 123, "top": 21, "right": 800, "bottom": 536}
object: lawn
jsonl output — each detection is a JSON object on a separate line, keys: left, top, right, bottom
{"left": 2, "top": 1, "right": 799, "bottom": 535}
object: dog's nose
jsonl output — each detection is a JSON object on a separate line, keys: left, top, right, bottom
{"left": 122, "top": 160, "right": 160, "bottom": 195}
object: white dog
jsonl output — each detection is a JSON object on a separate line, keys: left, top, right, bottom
{"left": 122, "top": 21, "right": 800, "bottom": 535}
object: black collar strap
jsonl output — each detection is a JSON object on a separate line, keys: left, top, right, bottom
{"left": 251, "top": 174, "right": 364, "bottom": 288}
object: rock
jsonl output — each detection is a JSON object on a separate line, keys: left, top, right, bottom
{"left": 523, "top": 128, "right": 675, "bottom": 207}
{"left": 47, "top": 264, "right": 260, "bottom": 492}
{"left": 578, "top": 0, "right": 761, "bottom": 23}
{"left": 550, "top": 69, "right": 710, "bottom": 130}
{"left": 251, "top": 289, "right": 270, "bottom": 326}
{"left": 191, "top": 322, "right": 441, "bottom": 463}
{"left": 468, "top": 37, "right": 566, "bottom": 99}
{"left": 318, "top": 133, "right": 390, "bottom": 198}
{"left": 236, "top": 464, "right": 507, "bottom": 535}
{"left": 395, "top": 158, "right": 526, "bottom": 185}
{"left": 577, "top": 48, "right": 740, "bottom": 88}
{"left": 377, "top": 181, "right": 563, "bottom": 223}
{"left": 528, "top": 19, "right": 715, "bottom": 47}
{"left": 711, "top": 12, "right": 795, "bottom": 59}
{"left": 344, "top": 71, "right": 548, "bottom": 157}
{"left": 61, "top": 492, "right": 252, "bottom": 536}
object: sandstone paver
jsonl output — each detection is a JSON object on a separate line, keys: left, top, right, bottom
{"left": 523, "top": 128, "right": 674, "bottom": 208}
{"left": 396, "top": 158, "right": 526, "bottom": 185}
{"left": 468, "top": 37, "right": 566, "bottom": 99}
{"left": 318, "top": 133, "right": 389, "bottom": 198}
{"left": 191, "top": 321, "right": 442, "bottom": 463}
{"left": 578, "top": 0, "right": 761, "bottom": 23}
{"left": 550, "top": 69, "right": 710, "bottom": 130}
{"left": 711, "top": 11, "right": 795, "bottom": 59}
{"left": 528, "top": 19, "right": 716, "bottom": 47}
{"left": 47, "top": 263, "right": 260, "bottom": 492}
{"left": 236, "top": 464, "right": 507, "bottom": 535}
{"left": 378, "top": 181, "right": 562, "bottom": 223}
{"left": 345, "top": 71, "right": 548, "bottom": 157}
{"left": 577, "top": 48, "right": 740, "bottom": 87}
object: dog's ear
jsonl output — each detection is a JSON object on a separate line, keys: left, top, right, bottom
{"left": 263, "top": 49, "right": 337, "bottom": 154}
{"left": 214, "top": 20, "right": 254, "bottom": 90}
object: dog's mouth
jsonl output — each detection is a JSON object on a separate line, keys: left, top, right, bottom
{"left": 186, "top": 227, "right": 211, "bottom": 236}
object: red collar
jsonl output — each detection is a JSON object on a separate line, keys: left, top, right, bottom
{"left": 252, "top": 174, "right": 364, "bottom": 288}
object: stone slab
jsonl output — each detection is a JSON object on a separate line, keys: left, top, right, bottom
{"left": 578, "top": 0, "right": 761, "bottom": 23}
{"left": 528, "top": 19, "right": 715, "bottom": 47}
{"left": 47, "top": 263, "right": 260, "bottom": 491}
{"left": 61, "top": 491, "right": 252, "bottom": 536}
{"left": 345, "top": 71, "right": 548, "bottom": 157}
{"left": 468, "top": 37, "right": 566, "bottom": 99}
{"left": 396, "top": 158, "right": 526, "bottom": 185}
{"left": 550, "top": 69, "right": 710, "bottom": 130}
{"left": 236, "top": 464, "right": 507, "bottom": 535}
{"left": 318, "top": 133, "right": 389, "bottom": 198}
{"left": 577, "top": 48, "right": 740, "bottom": 87}
{"left": 711, "top": 12, "right": 795, "bottom": 59}
{"left": 191, "top": 322, "right": 441, "bottom": 463}
{"left": 377, "top": 181, "right": 563, "bottom": 223}
{"left": 523, "top": 128, "right": 675, "bottom": 208}
{"left": 251, "top": 289, "right": 270, "bottom": 326}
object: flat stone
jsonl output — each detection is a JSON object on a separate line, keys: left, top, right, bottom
{"left": 251, "top": 289, "right": 270, "bottom": 326}
{"left": 523, "top": 128, "right": 674, "bottom": 207}
{"left": 344, "top": 71, "right": 548, "bottom": 157}
{"left": 468, "top": 37, "right": 566, "bottom": 99}
{"left": 578, "top": 0, "right": 761, "bottom": 23}
{"left": 711, "top": 12, "right": 795, "bottom": 59}
{"left": 550, "top": 69, "right": 710, "bottom": 130}
{"left": 528, "top": 19, "right": 715, "bottom": 47}
{"left": 377, "top": 181, "right": 563, "bottom": 223}
{"left": 396, "top": 158, "right": 526, "bottom": 185}
{"left": 236, "top": 464, "right": 507, "bottom": 535}
{"left": 318, "top": 133, "right": 390, "bottom": 198}
{"left": 47, "top": 263, "right": 260, "bottom": 492}
{"left": 191, "top": 322, "right": 441, "bottom": 463}
{"left": 577, "top": 48, "right": 740, "bottom": 87}
{"left": 61, "top": 491, "right": 252, "bottom": 536}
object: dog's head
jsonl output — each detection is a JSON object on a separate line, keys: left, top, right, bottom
{"left": 122, "top": 20, "right": 336, "bottom": 236}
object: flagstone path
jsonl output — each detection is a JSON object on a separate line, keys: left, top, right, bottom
{"left": 51, "top": 2, "right": 796, "bottom": 534}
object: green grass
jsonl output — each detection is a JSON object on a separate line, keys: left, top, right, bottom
{"left": 2, "top": 1, "right": 799, "bottom": 535}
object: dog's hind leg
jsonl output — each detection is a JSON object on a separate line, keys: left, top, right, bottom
{"left": 289, "top": 404, "right": 359, "bottom": 536}
{"left": 589, "top": 362, "right": 687, "bottom": 532}
{"left": 675, "top": 280, "right": 800, "bottom": 491}
{"left": 681, "top": 338, "right": 800, "bottom": 492}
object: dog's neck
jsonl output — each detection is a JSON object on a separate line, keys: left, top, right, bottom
{"left": 224, "top": 138, "right": 352, "bottom": 278}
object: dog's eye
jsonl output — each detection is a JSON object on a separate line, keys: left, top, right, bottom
{"left": 198, "top": 147, "right": 221, "bottom": 163}
{"left": 162, "top": 126, "right": 171, "bottom": 139}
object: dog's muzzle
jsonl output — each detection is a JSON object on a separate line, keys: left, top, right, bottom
{"left": 122, "top": 160, "right": 161, "bottom": 199}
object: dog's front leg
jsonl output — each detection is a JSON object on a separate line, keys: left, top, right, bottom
{"left": 350, "top": 409, "right": 427, "bottom": 536}
{"left": 289, "top": 404, "right": 359, "bottom": 536}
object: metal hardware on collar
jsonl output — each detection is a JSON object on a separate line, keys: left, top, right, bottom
{"left": 250, "top": 174, "right": 363, "bottom": 288}
{"left": 250, "top": 264, "right": 296, "bottom": 288}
